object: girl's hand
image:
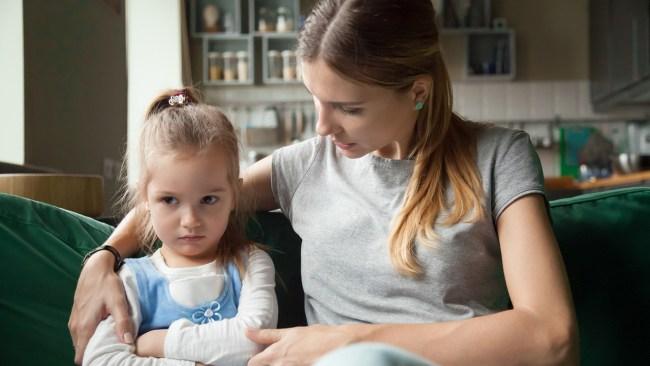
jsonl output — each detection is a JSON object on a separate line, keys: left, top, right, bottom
{"left": 245, "top": 325, "right": 356, "bottom": 366}
{"left": 68, "top": 251, "right": 134, "bottom": 364}
{"left": 135, "top": 329, "right": 167, "bottom": 358}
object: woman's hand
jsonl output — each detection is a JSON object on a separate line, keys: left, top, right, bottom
{"left": 135, "top": 329, "right": 167, "bottom": 358}
{"left": 245, "top": 325, "right": 356, "bottom": 366}
{"left": 68, "top": 251, "right": 134, "bottom": 364}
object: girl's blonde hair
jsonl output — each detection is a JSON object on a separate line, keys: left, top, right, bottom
{"left": 298, "top": 0, "right": 485, "bottom": 277}
{"left": 120, "top": 87, "right": 251, "bottom": 267}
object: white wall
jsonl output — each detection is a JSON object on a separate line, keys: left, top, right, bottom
{"left": 126, "top": 0, "right": 184, "bottom": 183}
{"left": 0, "top": 0, "right": 24, "bottom": 164}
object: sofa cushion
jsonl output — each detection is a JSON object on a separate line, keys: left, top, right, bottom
{"left": 550, "top": 187, "right": 650, "bottom": 366}
{"left": 0, "top": 193, "right": 113, "bottom": 365}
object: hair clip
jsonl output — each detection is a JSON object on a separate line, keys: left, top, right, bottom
{"left": 169, "top": 93, "right": 188, "bottom": 106}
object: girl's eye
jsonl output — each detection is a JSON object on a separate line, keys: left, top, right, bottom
{"left": 161, "top": 196, "right": 177, "bottom": 205}
{"left": 201, "top": 196, "right": 219, "bottom": 205}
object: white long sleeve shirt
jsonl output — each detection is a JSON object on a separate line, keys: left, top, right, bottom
{"left": 83, "top": 248, "right": 277, "bottom": 366}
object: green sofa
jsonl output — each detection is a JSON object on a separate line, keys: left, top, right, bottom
{"left": 1, "top": 187, "right": 648, "bottom": 365}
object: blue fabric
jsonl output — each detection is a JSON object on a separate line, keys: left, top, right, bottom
{"left": 314, "top": 343, "right": 437, "bottom": 366}
{"left": 124, "top": 257, "right": 242, "bottom": 335}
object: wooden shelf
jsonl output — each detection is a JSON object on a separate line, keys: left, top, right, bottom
{"left": 0, "top": 174, "right": 104, "bottom": 217}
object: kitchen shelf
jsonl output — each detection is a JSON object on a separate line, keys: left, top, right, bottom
{"left": 203, "top": 35, "right": 254, "bottom": 85}
{"left": 261, "top": 33, "right": 301, "bottom": 84}
{"left": 191, "top": 0, "right": 302, "bottom": 85}
{"left": 465, "top": 29, "right": 516, "bottom": 80}
{"left": 191, "top": 0, "right": 243, "bottom": 36}
{"left": 249, "top": 0, "right": 300, "bottom": 34}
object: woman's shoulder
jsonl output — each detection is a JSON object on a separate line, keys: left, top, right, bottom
{"left": 475, "top": 123, "right": 529, "bottom": 145}
{"left": 474, "top": 123, "right": 533, "bottom": 159}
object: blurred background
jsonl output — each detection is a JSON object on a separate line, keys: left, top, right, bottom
{"left": 1, "top": 0, "right": 649, "bottom": 217}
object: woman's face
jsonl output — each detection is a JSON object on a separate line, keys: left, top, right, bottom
{"left": 302, "top": 58, "right": 420, "bottom": 160}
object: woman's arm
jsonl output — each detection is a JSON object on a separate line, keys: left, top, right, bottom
{"left": 69, "top": 209, "right": 142, "bottom": 364}
{"left": 247, "top": 195, "right": 579, "bottom": 366}
{"left": 162, "top": 249, "right": 278, "bottom": 365}
{"left": 242, "top": 155, "right": 279, "bottom": 212}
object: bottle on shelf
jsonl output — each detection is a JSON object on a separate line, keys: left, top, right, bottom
{"left": 276, "top": 6, "right": 293, "bottom": 32}
{"left": 268, "top": 50, "right": 282, "bottom": 80}
{"left": 258, "top": 7, "right": 276, "bottom": 32}
{"left": 222, "top": 12, "right": 234, "bottom": 33}
{"left": 208, "top": 51, "right": 223, "bottom": 80}
{"left": 222, "top": 51, "right": 237, "bottom": 81}
{"left": 237, "top": 51, "right": 249, "bottom": 82}
{"left": 281, "top": 50, "right": 297, "bottom": 81}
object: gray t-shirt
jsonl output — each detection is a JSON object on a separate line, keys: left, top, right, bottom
{"left": 271, "top": 126, "right": 545, "bottom": 325}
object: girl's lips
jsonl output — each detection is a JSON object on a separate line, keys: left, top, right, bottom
{"left": 179, "top": 235, "right": 204, "bottom": 241}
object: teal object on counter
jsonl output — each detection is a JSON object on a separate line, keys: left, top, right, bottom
{"left": 559, "top": 126, "right": 595, "bottom": 179}
{"left": 1, "top": 188, "right": 649, "bottom": 365}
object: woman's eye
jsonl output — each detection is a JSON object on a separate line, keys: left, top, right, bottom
{"left": 161, "top": 196, "right": 177, "bottom": 205}
{"left": 201, "top": 196, "right": 219, "bottom": 205}
{"left": 339, "top": 106, "right": 362, "bottom": 115}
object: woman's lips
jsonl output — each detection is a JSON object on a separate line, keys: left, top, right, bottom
{"left": 334, "top": 141, "right": 356, "bottom": 150}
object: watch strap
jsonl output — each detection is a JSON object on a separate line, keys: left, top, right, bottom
{"left": 81, "top": 244, "right": 124, "bottom": 272}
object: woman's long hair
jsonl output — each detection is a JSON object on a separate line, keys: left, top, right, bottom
{"left": 298, "top": 0, "right": 485, "bottom": 277}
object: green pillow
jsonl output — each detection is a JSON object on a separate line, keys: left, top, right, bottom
{"left": 550, "top": 187, "right": 650, "bottom": 366}
{"left": 0, "top": 193, "right": 113, "bottom": 365}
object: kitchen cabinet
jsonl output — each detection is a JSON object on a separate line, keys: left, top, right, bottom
{"left": 190, "top": 0, "right": 302, "bottom": 85}
{"left": 439, "top": 0, "right": 516, "bottom": 80}
{"left": 589, "top": 0, "right": 650, "bottom": 111}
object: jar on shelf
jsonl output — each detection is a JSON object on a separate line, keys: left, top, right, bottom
{"left": 258, "top": 7, "right": 276, "bottom": 32}
{"left": 222, "top": 51, "right": 237, "bottom": 81}
{"left": 281, "top": 50, "right": 297, "bottom": 81}
{"left": 267, "top": 50, "right": 282, "bottom": 80}
{"left": 208, "top": 51, "right": 222, "bottom": 81}
{"left": 236, "top": 51, "right": 249, "bottom": 82}
{"left": 202, "top": 4, "right": 220, "bottom": 32}
{"left": 222, "top": 12, "right": 234, "bottom": 33}
{"left": 276, "top": 7, "right": 293, "bottom": 32}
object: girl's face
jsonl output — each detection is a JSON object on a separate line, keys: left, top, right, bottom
{"left": 302, "top": 58, "right": 421, "bottom": 160}
{"left": 145, "top": 146, "right": 236, "bottom": 267}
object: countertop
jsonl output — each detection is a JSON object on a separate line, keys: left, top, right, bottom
{"left": 545, "top": 170, "right": 650, "bottom": 191}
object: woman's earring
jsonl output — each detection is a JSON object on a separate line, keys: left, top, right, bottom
{"left": 414, "top": 101, "right": 425, "bottom": 111}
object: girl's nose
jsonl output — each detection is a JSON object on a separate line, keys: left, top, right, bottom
{"left": 181, "top": 207, "right": 201, "bottom": 229}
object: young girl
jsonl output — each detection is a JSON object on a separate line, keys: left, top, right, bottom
{"left": 82, "top": 88, "right": 277, "bottom": 366}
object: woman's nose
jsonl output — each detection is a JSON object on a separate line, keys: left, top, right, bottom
{"left": 315, "top": 105, "right": 337, "bottom": 136}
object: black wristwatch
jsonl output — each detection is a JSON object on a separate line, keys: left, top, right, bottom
{"left": 81, "top": 244, "right": 124, "bottom": 272}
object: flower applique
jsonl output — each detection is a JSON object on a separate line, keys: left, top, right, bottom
{"left": 191, "top": 301, "right": 223, "bottom": 324}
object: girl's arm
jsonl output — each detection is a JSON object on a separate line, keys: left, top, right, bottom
{"left": 162, "top": 248, "right": 278, "bottom": 365}
{"left": 82, "top": 267, "right": 195, "bottom": 366}
{"left": 247, "top": 194, "right": 579, "bottom": 366}
{"left": 69, "top": 209, "right": 142, "bottom": 364}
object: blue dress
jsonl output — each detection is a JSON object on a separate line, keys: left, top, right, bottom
{"left": 124, "top": 257, "right": 242, "bottom": 335}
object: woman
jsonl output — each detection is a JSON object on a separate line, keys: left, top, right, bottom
{"left": 70, "top": 0, "right": 578, "bottom": 365}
